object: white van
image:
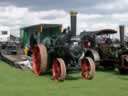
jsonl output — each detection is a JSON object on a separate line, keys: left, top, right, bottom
{"left": 0, "top": 26, "right": 10, "bottom": 43}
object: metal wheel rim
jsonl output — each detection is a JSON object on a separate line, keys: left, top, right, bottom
{"left": 38, "top": 44, "right": 48, "bottom": 73}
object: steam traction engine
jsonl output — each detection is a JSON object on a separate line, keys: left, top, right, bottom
{"left": 80, "top": 25, "right": 128, "bottom": 74}
{"left": 20, "top": 12, "right": 95, "bottom": 81}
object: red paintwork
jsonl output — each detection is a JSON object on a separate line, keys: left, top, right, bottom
{"left": 80, "top": 58, "right": 90, "bottom": 79}
{"left": 81, "top": 41, "right": 91, "bottom": 48}
{"left": 52, "top": 59, "right": 61, "bottom": 80}
{"left": 32, "top": 46, "right": 41, "bottom": 75}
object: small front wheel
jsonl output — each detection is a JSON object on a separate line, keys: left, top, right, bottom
{"left": 80, "top": 57, "right": 95, "bottom": 80}
{"left": 52, "top": 58, "right": 66, "bottom": 81}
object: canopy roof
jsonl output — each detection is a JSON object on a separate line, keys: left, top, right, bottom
{"left": 96, "top": 29, "right": 117, "bottom": 35}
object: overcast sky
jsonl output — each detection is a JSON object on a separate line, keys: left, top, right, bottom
{"left": 0, "top": 0, "right": 128, "bottom": 37}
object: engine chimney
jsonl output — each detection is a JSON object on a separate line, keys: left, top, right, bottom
{"left": 119, "top": 25, "right": 125, "bottom": 46}
{"left": 70, "top": 11, "right": 77, "bottom": 36}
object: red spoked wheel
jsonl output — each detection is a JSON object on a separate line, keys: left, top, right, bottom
{"left": 80, "top": 57, "right": 95, "bottom": 80}
{"left": 52, "top": 58, "right": 66, "bottom": 81}
{"left": 32, "top": 44, "right": 47, "bottom": 76}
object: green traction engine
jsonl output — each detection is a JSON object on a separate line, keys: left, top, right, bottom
{"left": 20, "top": 12, "right": 95, "bottom": 81}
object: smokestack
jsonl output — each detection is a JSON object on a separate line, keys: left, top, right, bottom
{"left": 119, "top": 25, "right": 125, "bottom": 46}
{"left": 70, "top": 11, "right": 77, "bottom": 36}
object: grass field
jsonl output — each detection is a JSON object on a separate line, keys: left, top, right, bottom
{"left": 0, "top": 60, "right": 128, "bottom": 96}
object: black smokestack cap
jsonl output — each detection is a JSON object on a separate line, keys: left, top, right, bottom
{"left": 119, "top": 25, "right": 125, "bottom": 46}
{"left": 70, "top": 11, "right": 77, "bottom": 36}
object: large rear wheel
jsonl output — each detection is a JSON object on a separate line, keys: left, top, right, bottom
{"left": 52, "top": 58, "right": 66, "bottom": 81}
{"left": 80, "top": 57, "right": 95, "bottom": 80}
{"left": 32, "top": 44, "right": 47, "bottom": 75}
